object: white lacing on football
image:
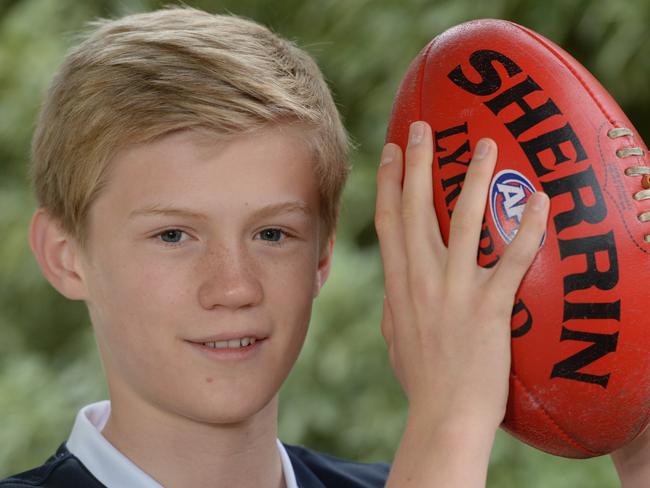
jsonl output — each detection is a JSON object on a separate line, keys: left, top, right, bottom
{"left": 609, "top": 127, "right": 650, "bottom": 242}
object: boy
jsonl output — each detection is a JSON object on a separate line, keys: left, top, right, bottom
{"left": 4, "top": 4, "right": 645, "bottom": 487}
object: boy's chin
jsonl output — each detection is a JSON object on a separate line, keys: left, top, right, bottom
{"left": 162, "top": 386, "right": 280, "bottom": 427}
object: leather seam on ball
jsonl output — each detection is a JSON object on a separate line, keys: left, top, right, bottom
{"left": 511, "top": 372, "right": 599, "bottom": 456}
{"left": 416, "top": 39, "right": 438, "bottom": 122}
{"left": 509, "top": 22, "right": 617, "bottom": 127}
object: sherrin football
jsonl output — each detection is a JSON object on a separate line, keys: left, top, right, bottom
{"left": 386, "top": 19, "right": 650, "bottom": 458}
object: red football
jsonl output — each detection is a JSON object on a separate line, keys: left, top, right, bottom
{"left": 386, "top": 19, "right": 650, "bottom": 458}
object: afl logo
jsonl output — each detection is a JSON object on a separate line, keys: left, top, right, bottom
{"left": 489, "top": 169, "right": 540, "bottom": 244}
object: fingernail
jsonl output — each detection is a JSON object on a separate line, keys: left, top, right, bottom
{"left": 409, "top": 122, "right": 425, "bottom": 146}
{"left": 380, "top": 144, "right": 396, "bottom": 166}
{"left": 474, "top": 139, "right": 491, "bottom": 159}
{"left": 528, "top": 192, "right": 548, "bottom": 211}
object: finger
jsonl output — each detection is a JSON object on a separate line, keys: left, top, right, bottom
{"left": 380, "top": 294, "right": 394, "bottom": 346}
{"left": 490, "top": 191, "right": 550, "bottom": 298}
{"left": 375, "top": 143, "right": 411, "bottom": 318}
{"left": 447, "top": 138, "right": 497, "bottom": 276}
{"left": 402, "top": 121, "right": 445, "bottom": 255}
{"left": 401, "top": 122, "right": 445, "bottom": 296}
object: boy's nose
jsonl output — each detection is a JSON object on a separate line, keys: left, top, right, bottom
{"left": 197, "top": 246, "right": 263, "bottom": 311}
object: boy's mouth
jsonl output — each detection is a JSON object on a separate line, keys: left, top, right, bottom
{"left": 185, "top": 334, "right": 267, "bottom": 360}
{"left": 186, "top": 333, "right": 267, "bottom": 350}
{"left": 198, "top": 337, "right": 258, "bottom": 349}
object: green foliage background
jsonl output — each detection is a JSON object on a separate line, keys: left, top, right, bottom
{"left": 1, "top": 0, "right": 648, "bottom": 485}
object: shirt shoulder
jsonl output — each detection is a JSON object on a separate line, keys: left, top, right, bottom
{"left": 283, "top": 443, "right": 390, "bottom": 488}
{"left": 0, "top": 443, "right": 105, "bottom": 488}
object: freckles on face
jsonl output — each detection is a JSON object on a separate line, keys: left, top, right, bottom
{"left": 79, "top": 125, "right": 327, "bottom": 421}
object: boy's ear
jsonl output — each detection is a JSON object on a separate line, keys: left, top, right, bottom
{"left": 313, "top": 233, "right": 335, "bottom": 298}
{"left": 29, "top": 208, "right": 89, "bottom": 301}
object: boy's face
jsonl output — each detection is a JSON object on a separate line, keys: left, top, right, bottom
{"left": 76, "top": 125, "right": 333, "bottom": 424}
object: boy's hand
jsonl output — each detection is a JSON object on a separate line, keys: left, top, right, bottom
{"left": 611, "top": 425, "right": 650, "bottom": 487}
{"left": 376, "top": 121, "right": 549, "bottom": 486}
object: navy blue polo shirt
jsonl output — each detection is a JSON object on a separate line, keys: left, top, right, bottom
{"left": 0, "top": 401, "right": 389, "bottom": 487}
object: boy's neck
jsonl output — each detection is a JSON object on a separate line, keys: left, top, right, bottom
{"left": 101, "top": 393, "right": 285, "bottom": 488}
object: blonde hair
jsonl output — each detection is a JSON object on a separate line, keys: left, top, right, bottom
{"left": 31, "top": 6, "right": 349, "bottom": 248}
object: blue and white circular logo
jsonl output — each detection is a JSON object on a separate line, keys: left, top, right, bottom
{"left": 489, "top": 169, "right": 539, "bottom": 244}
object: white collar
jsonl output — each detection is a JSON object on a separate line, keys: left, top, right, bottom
{"left": 66, "top": 400, "right": 298, "bottom": 488}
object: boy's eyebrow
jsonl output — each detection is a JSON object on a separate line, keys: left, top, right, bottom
{"left": 128, "top": 200, "right": 313, "bottom": 221}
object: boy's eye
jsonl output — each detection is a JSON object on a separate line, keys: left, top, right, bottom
{"left": 157, "top": 229, "right": 188, "bottom": 244}
{"left": 258, "top": 228, "right": 287, "bottom": 243}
